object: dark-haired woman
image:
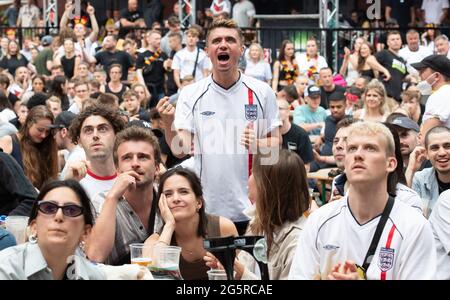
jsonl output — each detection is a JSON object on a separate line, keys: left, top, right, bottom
{"left": 144, "top": 167, "right": 238, "bottom": 280}
{"left": 0, "top": 180, "right": 106, "bottom": 280}
{"left": 0, "top": 105, "right": 58, "bottom": 188}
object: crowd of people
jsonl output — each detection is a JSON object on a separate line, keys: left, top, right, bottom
{"left": 0, "top": 0, "right": 449, "bottom": 281}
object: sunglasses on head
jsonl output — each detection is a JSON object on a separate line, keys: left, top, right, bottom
{"left": 37, "top": 201, "right": 84, "bottom": 217}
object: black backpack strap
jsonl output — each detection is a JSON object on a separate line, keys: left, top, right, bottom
{"left": 362, "top": 196, "right": 395, "bottom": 272}
{"left": 192, "top": 47, "right": 200, "bottom": 78}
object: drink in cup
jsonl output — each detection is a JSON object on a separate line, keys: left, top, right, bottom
{"left": 130, "top": 243, "right": 152, "bottom": 267}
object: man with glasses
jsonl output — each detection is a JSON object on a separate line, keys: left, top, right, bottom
{"left": 68, "top": 80, "right": 91, "bottom": 115}
{"left": 289, "top": 121, "right": 436, "bottom": 280}
{"left": 49, "top": 111, "right": 86, "bottom": 180}
{"left": 86, "top": 125, "right": 161, "bottom": 265}
{"left": 67, "top": 105, "right": 125, "bottom": 202}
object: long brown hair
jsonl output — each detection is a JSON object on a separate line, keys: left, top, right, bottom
{"left": 19, "top": 105, "right": 58, "bottom": 189}
{"left": 250, "top": 150, "right": 310, "bottom": 255}
{"left": 357, "top": 41, "right": 375, "bottom": 73}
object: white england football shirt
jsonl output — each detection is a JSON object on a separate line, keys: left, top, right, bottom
{"left": 174, "top": 73, "right": 281, "bottom": 222}
{"left": 288, "top": 196, "right": 436, "bottom": 280}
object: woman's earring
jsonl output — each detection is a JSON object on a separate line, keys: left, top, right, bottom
{"left": 78, "top": 241, "right": 86, "bottom": 258}
{"left": 28, "top": 234, "right": 38, "bottom": 244}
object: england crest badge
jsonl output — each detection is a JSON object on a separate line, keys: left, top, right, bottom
{"left": 378, "top": 247, "right": 395, "bottom": 272}
{"left": 245, "top": 105, "right": 258, "bottom": 121}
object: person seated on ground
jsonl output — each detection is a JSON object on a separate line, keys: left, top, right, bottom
{"left": 0, "top": 180, "right": 106, "bottom": 280}
{"left": 205, "top": 149, "right": 314, "bottom": 280}
{"left": 387, "top": 115, "right": 420, "bottom": 169}
{"left": 122, "top": 90, "right": 150, "bottom": 122}
{"left": 144, "top": 167, "right": 238, "bottom": 280}
{"left": 277, "top": 84, "right": 301, "bottom": 111}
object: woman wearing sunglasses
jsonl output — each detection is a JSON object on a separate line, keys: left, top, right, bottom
{"left": 0, "top": 180, "right": 106, "bottom": 280}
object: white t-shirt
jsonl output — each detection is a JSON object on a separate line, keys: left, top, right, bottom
{"left": 288, "top": 196, "right": 436, "bottom": 280}
{"left": 422, "top": 84, "right": 450, "bottom": 128}
{"left": 429, "top": 189, "right": 450, "bottom": 279}
{"left": 174, "top": 73, "right": 281, "bottom": 222}
{"left": 398, "top": 46, "right": 433, "bottom": 75}
{"left": 244, "top": 59, "right": 272, "bottom": 82}
{"left": 232, "top": 0, "right": 256, "bottom": 28}
{"left": 0, "top": 108, "right": 16, "bottom": 122}
{"left": 59, "top": 146, "right": 86, "bottom": 180}
{"left": 421, "top": 0, "right": 450, "bottom": 24}
{"left": 80, "top": 170, "right": 117, "bottom": 202}
{"left": 172, "top": 47, "right": 211, "bottom": 82}
{"left": 295, "top": 52, "right": 328, "bottom": 83}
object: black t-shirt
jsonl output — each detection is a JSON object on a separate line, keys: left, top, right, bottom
{"left": 95, "top": 50, "right": 133, "bottom": 81}
{"left": 166, "top": 50, "right": 178, "bottom": 96}
{"left": 436, "top": 171, "right": 450, "bottom": 195}
{"left": 0, "top": 55, "right": 28, "bottom": 76}
{"left": 119, "top": 8, "right": 144, "bottom": 38}
{"left": 321, "top": 115, "right": 348, "bottom": 156}
{"left": 282, "top": 123, "right": 314, "bottom": 164}
{"left": 136, "top": 50, "right": 168, "bottom": 87}
{"left": 375, "top": 50, "right": 407, "bottom": 102}
{"left": 385, "top": 0, "right": 415, "bottom": 28}
{"left": 156, "top": 129, "right": 190, "bottom": 169}
{"left": 320, "top": 85, "right": 346, "bottom": 109}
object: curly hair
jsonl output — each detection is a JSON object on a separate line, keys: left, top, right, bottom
{"left": 69, "top": 104, "right": 126, "bottom": 145}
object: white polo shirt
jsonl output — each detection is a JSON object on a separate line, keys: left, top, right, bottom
{"left": 174, "top": 73, "right": 281, "bottom": 222}
{"left": 288, "top": 196, "right": 436, "bottom": 280}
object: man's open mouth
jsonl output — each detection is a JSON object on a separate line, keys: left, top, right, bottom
{"left": 218, "top": 54, "right": 230, "bottom": 61}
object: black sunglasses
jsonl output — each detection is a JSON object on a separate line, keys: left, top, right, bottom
{"left": 37, "top": 201, "right": 84, "bottom": 217}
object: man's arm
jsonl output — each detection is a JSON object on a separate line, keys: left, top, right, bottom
{"left": 157, "top": 97, "right": 193, "bottom": 158}
{"left": 87, "top": 4, "right": 99, "bottom": 42}
{"left": 86, "top": 171, "right": 140, "bottom": 262}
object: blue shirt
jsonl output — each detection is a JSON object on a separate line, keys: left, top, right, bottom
{"left": 0, "top": 228, "right": 16, "bottom": 251}
{"left": 293, "top": 105, "right": 327, "bottom": 136}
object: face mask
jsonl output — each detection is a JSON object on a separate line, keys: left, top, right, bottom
{"left": 417, "top": 72, "right": 438, "bottom": 96}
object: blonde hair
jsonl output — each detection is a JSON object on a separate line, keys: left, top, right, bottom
{"left": 347, "top": 121, "right": 395, "bottom": 156}
{"left": 247, "top": 43, "right": 264, "bottom": 61}
{"left": 364, "top": 79, "right": 388, "bottom": 115}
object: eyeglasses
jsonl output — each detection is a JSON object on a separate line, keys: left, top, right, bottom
{"left": 37, "top": 201, "right": 84, "bottom": 217}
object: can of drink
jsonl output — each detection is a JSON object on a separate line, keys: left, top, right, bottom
{"left": 0, "top": 215, "right": 7, "bottom": 229}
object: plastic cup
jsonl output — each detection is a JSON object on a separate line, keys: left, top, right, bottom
{"left": 207, "top": 269, "right": 228, "bottom": 280}
{"left": 130, "top": 243, "right": 152, "bottom": 267}
{"left": 151, "top": 245, "right": 182, "bottom": 280}
{"left": 5, "top": 216, "right": 29, "bottom": 244}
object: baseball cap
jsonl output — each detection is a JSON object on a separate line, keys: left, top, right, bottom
{"left": 127, "top": 119, "right": 163, "bottom": 138}
{"left": 389, "top": 116, "right": 420, "bottom": 132}
{"left": 48, "top": 111, "right": 77, "bottom": 129}
{"left": 411, "top": 55, "right": 450, "bottom": 78}
{"left": 305, "top": 85, "right": 321, "bottom": 98}
{"left": 41, "top": 35, "right": 53, "bottom": 46}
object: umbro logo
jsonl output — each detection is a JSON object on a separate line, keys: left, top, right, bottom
{"left": 201, "top": 111, "right": 216, "bottom": 116}
{"left": 323, "top": 244, "right": 340, "bottom": 250}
